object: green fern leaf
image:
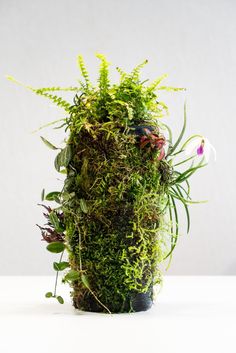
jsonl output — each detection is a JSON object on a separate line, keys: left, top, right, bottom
{"left": 77, "top": 55, "right": 91, "bottom": 90}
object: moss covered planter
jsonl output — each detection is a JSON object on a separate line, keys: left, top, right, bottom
{"left": 66, "top": 123, "right": 168, "bottom": 313}
{"left": 9, "top": 54, "right": 211, "bottom": 313}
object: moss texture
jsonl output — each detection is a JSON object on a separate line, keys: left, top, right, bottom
{"left": 59, "top": 56, "right": 174, "bottom": 312}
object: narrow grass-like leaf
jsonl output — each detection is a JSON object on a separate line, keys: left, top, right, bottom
{"left": 164, "top": 196, "right": 179, "bottom": 259}
{"left": 167, "top": 101, "right": 187, "bottom": 157}
{"left": 81, "top": 274, "right": 90, "bottom": 288}
{"left": 40, "top": 136, "right": 58, "bottom": 150}
{"left": 173, "top": 185, "right": 190, "bottom": 233}
{"left": 173, "top": 155, "right": 196, "bottom": 167}
{"left": 172, "top": 160, "right": 207, "bottom": 184}
{"left": 41, "top": 188, "right": 45, "bottom": 201}
{"left": 31, "top": 119, "right": 66, "bottom": 133}
{"left": 169, "top": 189, "right": 207, "bottom": 204}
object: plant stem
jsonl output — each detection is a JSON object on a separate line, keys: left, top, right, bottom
{"left": 54, "top": 251, "right": 64, "bottom": 297}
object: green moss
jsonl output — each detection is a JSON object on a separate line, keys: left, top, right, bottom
{"left": 60, "top": 60, "right": 173, "bottom": 311}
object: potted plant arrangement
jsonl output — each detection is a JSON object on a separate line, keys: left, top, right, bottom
{"left": 8, "top": 54, "right": 215, "bottom": 313}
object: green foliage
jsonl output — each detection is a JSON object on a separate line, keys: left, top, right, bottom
{"left": 54, "top": 145, "right": 72, "bottom": 172}
{"left": 46, "top": 242, "right": 65, "bottom": 253}
{"left": 53, "top": 261, "right": 70, "bottom": 271}
{"left": 45, "top": 191, "right": 61, "bottom": 202}
{"left": 10, "top": 54, "right": 208, "bottom": 313}
{"left": 96, "top": 53, "right": 110, "bottom": 95}
{"left": 40, "top": 136, "right": 59, "bottom": 150}
{"left": 64, "top": 270, "right": 80, "bottom": 282}
{"left": 56, "top": 296, "right": 64, "bottom": 304}
{"left": 77, "top": 55, "right": 91, "bottom": 90}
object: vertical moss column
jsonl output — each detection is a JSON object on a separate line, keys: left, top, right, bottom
{"left": 64, "top": 123, "right": 168, "bottom": 313}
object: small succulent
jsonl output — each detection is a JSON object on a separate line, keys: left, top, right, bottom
{"left": 36, "top": 204, "right": 65, "bottom": 243}
{"left": 139, "top": 127, "right": 166, "bottom": 160}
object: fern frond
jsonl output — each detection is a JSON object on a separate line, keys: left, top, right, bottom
{"left": 148, "top": 74, "right": 169, "bottom": 93}
{"left": 33, "top": 86, "right": 79, "bottom": 92}
{"left": 130, "top": 59, "right": 148, "bottom": 82}
{"left": 34, "top": 89, "right": 71, "bottom": 111}
{"left": 116, "top": 66, "right": 127, "bottom": 81}
{"left": 7, "top": 75, "right": 72, "bottom": 112}
{"left": 77, "top": 55, "right": 91, "bottom": 89}
{"left": 158, "top": 86, "right": 186, "bottom": 92}
{"left": 96, "top": 53, "right": 110, "bottom": 94}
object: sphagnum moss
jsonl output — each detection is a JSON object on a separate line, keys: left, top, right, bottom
{"left": 8, "top": 54, "right": 210, "bottom": 313}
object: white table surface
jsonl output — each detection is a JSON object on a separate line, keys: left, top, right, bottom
{"left": 0, "top": 276, "right": 235, "bottom": 353}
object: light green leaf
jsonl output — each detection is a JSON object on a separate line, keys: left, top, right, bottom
{"left": 45, "top": 292, "right": 53, "bottom": 298}
{"left": 168, "top": 101, "right": 187, "bottom": 157}
{"left": 60, "top": 145, "right": 72, "bottom": 167}
{"left": 80, "top": 198, "right": 88, "bottom": 214}
{"left": 81, "top": 274, "right": 90, "bottom": 288}
{"left": 46, "top": 242, "right": 65, "bottom": 253}
{"left": 53, "top": 261, "right": 70, "bottom": 271}
{"left": 64, "top": 270, "right": 80, "bottom": 282}
{"left": 40, "top": 136, "right": 58, "bottom": 150}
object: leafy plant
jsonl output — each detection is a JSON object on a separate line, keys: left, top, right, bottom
{"left": 8, "top": 54, "right": 214, "bottom": 313}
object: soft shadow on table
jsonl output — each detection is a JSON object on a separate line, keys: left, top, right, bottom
{"left": 2, "top": 301, "right": 229, "bottom": 318}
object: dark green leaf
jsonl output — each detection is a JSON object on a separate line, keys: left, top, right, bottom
{"left": 64, "top": 270, "right": 80, "bottom": 282}
{"left": 54, "top": 153, "right": 61, "bottom": 172}
{"left": 56, "top": 296, "right": 64, "bottom": 304}
{"left": 60, "top": 145, "right": 72, "bottom": 167}
{"left": 45, "top": 191, "right": 61, "bottom": 201}
{"left": 40, "top": 136, "right": 58, "bottom": 150}
{"left": 46, "top": 242, "right": 65, "bottom": 253}
{"left": 41, "top": 188, "right": 45, "bottom": 201}
{"left": 45, "top": 291, "right": 53, "bottom": 298}
{"left": 53, "top": 261, "right": 70, "bottom": 271}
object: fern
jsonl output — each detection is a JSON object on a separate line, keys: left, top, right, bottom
{"left": 116, "top": 66, "right": 127, "bottom": 82}
{"left": 147, "top": 74, "right": 169, "bottom": 93}
{"left": 130, "top": 59, "right": 148, "bottom": 82}
{"left": 77, "top": 55, "right": 91, "bottom": 90}
{"left": 33, "top": 89, "right": 71, "bottom": 111}
{"left": 96, "top": 53, "right": 110, "bottom": 95}
{"left": 6, "top": 76, "right": 72, "bottom": 112}
{"left": 33, "top": 86, "right": 79, "bottom": 92}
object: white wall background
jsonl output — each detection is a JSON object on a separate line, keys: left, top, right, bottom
{"left": 0, "top": 0, "right": 235, "bottom": 275}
